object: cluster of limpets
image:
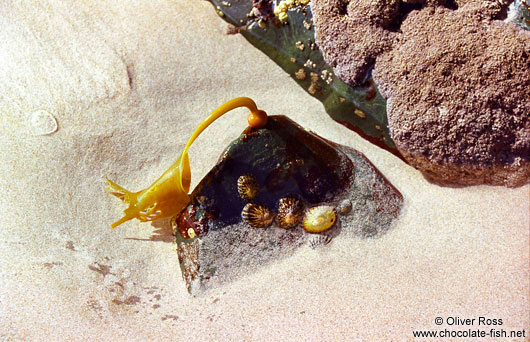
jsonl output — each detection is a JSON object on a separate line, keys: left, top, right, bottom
{"left": 237, "top": 174, "right": 339, "bottom": 233}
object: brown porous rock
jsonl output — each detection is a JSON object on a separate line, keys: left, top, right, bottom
{"left": 373, "top": 4, "right": 530, "bottom": 187}
{"left": 312, "top": 0, "right": 455, "bottom": 86}
{"left": 312, "top": 0, "right": 400, "bottom": 86}
{"left": 313, "top": 0, "right": 530, "bottom": 186}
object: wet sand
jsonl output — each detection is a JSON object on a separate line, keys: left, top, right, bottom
{"left": 0, "top": 1, "right": 528, "bottom": 341}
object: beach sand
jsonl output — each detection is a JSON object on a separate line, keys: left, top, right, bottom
{"left": 0, "top": 1, "right": 528, "bottom": 341}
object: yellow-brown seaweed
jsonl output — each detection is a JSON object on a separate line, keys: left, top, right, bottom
{"left": 106, "top": 97, "right": 267, "bottom": 229}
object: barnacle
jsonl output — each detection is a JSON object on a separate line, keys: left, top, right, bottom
{"left": 241, "top": 203, "right": 275, "bottom": 228}
{"left": 187, "top": 228, "right": 197, "bottom": 239}
{"left": 302, "top": 205, "right": 336, "bottom": 233}
{"left": 274, "top": 0, "right": 311, "bottom": 23}
{"left": 276, "top": 197, "right": 304, "bottom": 228}
{"left": 237, "top": 175, "right": 259, "bottom": 201}
{"left": 106, "top": 97, "right": 267, "bottom": 229}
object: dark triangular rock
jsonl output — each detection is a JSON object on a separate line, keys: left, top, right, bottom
{"left": 175, "top": 115, "right": 403, "bottom": 294}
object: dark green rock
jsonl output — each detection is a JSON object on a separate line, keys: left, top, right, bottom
{"left": 175, "top": 116, "right": 403, "bottom": 294}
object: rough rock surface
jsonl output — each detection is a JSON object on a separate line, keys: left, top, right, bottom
{"left": 313, "top": 0, "right": 530, "bottom": 186}
{"left": 374, "top": 4, "right": 530, "bottom": 186}
{"left": 312, "top": 0, "right": 399, "bottom": 86}
{"left": 312, "top": 0, "right": 456, "bottom": 86}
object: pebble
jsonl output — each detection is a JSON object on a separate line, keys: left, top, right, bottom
{"left": 337, "top": 199, "right": 352, "bottom": 214}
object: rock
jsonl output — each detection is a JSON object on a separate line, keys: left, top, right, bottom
{"left": 313, "top": 0, "right": 530, "bottom": 186}
{"left": 312, "top": 0, "right": 398, "bottom": 87}
{"left": 373, "top": 4, "right": 530, "bottom": 187}
{"left": 175, "top": 115, "right": 403, "bottom": 294}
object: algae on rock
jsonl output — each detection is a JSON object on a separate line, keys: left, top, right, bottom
{"left": 207, "top": 0, "right": 398, "bottom": 156}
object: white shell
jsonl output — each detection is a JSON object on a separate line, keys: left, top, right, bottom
{"left": 29, "top": 110, "right": 58, "bottom": 135}
{"left": 337, "top": 199, "right": 352, "bottom": 214}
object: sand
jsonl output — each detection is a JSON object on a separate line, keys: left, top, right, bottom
{"left": 0, "top": 1, "right": 528, "bottom": 341}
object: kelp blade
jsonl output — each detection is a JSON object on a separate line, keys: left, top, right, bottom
{"left": 208, "top": 0, "right": 399, "bottom": 155}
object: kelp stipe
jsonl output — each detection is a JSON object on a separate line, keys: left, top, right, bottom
{"left": 106, "top": 97, "right": 268, "bottom": 228}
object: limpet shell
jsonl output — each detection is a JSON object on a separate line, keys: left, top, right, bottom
{"left": 241, "top": 203, "right": 274, "bottom": 228}
{"left": 302, "top": 205, "right": 336, "bottom": 233}
{"left": 237, "top": 175, "right": 259, "bottom": 201}
{"left": 276, "top": 197, "right": 304, "bottom": 228}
